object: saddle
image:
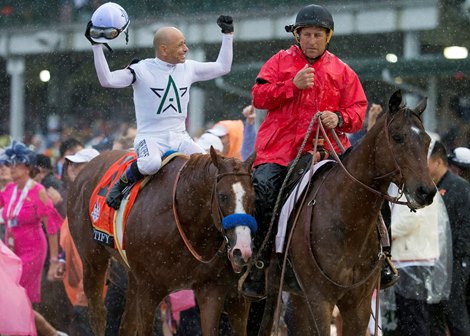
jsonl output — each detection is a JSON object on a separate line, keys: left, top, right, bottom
{"left": 90, "top": 152, "right": 138, "bottom": 248}
{"left": 281, "top": 146, "right": 330, "bottom": 211}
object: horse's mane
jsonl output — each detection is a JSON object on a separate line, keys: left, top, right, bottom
{"left": 183, "top": 153, "right": 215, "bottom": 182}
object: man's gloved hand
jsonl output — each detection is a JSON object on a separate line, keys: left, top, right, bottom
{"left": 85, "top": 20, "right": 99, "bottom": 45}
{"left": 217, "top": 15, "right": 234, "bottom": 34}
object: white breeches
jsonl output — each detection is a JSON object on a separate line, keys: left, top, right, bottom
{"left": 134, "top": 131, "right": 205, "bottom": 175}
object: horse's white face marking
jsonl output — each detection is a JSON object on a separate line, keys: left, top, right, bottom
{"left": 232, "top": 182, "right": 246, "bottom": 213}
{"left": 411, "top": 126, "right": 421, "bottom": 136}
{"left": 234, "top": 226, "right": 252, "bottom": 250}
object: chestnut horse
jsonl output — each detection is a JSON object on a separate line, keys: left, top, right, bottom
{"left": 68, "top": 148, "right": 256, "bottom": 335}
{"left": 259, "top": 90, "right": 437, "bottom": 335}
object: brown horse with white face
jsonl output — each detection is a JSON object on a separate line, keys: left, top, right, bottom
{"left": 68, "top": 148, "right": 256, "bottom": 335}
{"left": 260, "top": 90, "right": 437, "bottom": 335}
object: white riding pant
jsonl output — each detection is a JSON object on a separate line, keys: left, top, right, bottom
{"left": 134, "top": 131, "right": 205, "bottom": 175}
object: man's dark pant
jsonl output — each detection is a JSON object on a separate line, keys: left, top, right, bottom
{"left": 252, "top": 163, "right": 288, "bottom": 252}
{"left": 70, "top": 306, "right": 93, "bottom": 336}
{"left": 247, "top": 163, "right": 287, "bottom": 336}
{"left": 444, "top": 257, "right": 470, "bottom": 335}
{"left": 395, "top": 292, "right": 431, "bottom": 336}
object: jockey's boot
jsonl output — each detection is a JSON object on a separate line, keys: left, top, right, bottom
{"left": 106, "top": 161, "right": 144, "bottom": 210}
{"left": 380, "top": 251, "right": 400, "bottom": 290}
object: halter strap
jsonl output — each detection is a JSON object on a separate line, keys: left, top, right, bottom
{"left": 210, "top": 171, "right": 253, "bottom": 232}
{"left": 319, "top": 113, "right": 410, "bottom": 206}
{"left": 172, "top": 161, "right": 252, "bottom": 264}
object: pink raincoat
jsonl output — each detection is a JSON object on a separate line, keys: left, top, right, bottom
{"left": 0, "top": 182, "right": 62, "bottom": 303}
{"left": 0, "top": 239, "right": 36, "bottom": 335}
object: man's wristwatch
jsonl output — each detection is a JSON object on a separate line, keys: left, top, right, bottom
{"left": 334, "top": 112, "right": 344, "bottom": 128}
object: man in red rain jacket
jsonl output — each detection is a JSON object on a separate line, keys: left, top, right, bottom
{"left": 242, "top": 4, "right": 373, "bottom": 299}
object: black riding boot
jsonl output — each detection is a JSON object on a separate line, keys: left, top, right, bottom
{"left": 241, "top": 247, "right": 271, "bottom": 300}
{"left": 241, "top": 163, "right": 287, "bottom": 300}
{"left": 106, "top": 161, "right": 144, "bottom": 210}
{"left": 242, "top": 248, "right": 269, "bottom": 301}
{"left": 380, "top": 249, "right": 400, "bottom": 290}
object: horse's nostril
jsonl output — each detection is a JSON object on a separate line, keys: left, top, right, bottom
{"left": 232, "top": 248, "right": 242, "bottom": 261}
{"left": 417, "top": 185, "right": 436, "bottom": 204}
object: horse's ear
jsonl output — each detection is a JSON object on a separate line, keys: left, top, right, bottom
{"left": 209, "top": 146, "right": 221, "bottom": 170}
{"left": 243, "top": 151, "right": 256, "bottom": 172}
{"left": 389, "top": 90, "right": 402, "bottom": 115}
{"left": 413, "top": 96, "right": 428, "bottom": 117}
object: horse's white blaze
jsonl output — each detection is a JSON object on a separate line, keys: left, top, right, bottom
{"left": 232, "top": 182, "right": 246, "bottom": 213}
{"left": 411, "top": 126, "right": 421, "bottom": 135}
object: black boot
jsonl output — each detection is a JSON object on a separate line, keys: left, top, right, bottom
{"left": 106, "top": 175, "right": 130, "bottom": 210}
{"left": 241, "top": 262, "right": 267, "bottom": 301}
{"left": 106, "top": 161, "right": 144, "bottom": 210}
{"left": 380, "top": 253, "right": 400, "bottom": 290}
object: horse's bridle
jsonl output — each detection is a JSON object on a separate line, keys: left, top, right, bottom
{"left": 321, "top": 111, "right": 412, "bottom": 207}
{"left": 210, "top": 171, "right": 253, "bottom": 232}
{"left": 172, "top": 159, "right": 252, "bottom": 263}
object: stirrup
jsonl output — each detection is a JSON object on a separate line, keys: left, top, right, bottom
{"left": 385, "top": 255, "right": 398, "bottom": 275}
{"left": 380, "top": 256, "right": 400, "bottom": 290}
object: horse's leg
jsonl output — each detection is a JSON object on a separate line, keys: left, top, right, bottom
{"left": 224, "top": 287, "right": 250, "bottom": 336}
{"left": 194, "top": 284, "right": 227, "bottom": 336}
{"left": 256, "top": 294, "right": 275, "bottom": 336}
{"left": 118, "top": 272, "right": 139, "bottom": 336}
{"left": 257, "top": 263, "right": 281, "bottom": 336}
{"left": 82, "top": 246, "right": 110, "bottom": 335}
{"left": 337, "top": 291, "right": 375, "bottom": 336}
{"left": 287, "top": 292, "right": 333, "bottom": 336}
{"left": 134, "top": 279, "right": 164, "bottom": 336}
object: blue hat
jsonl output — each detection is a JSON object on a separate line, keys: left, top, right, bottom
{"left": 0, "top": 140, "right": 36, "bottom": 166}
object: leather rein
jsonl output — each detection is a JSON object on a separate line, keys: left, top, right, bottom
{"left": 323, "top": 111, "right": 411, "bottom": 206}
{"left": 172, "top": 159, "right": 252, "bottom": 263}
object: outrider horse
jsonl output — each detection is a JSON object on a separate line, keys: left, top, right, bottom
{"left": 260, "top": 90, "right": 437, "bottom": 335}
{"left": 69, "top": 148, "right": 256, "bottom": 335}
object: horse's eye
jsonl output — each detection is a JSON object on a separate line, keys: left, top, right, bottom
{"left": 218, "top": 193, "right": 228, "bottom": 203}
{"left": 392, "top": 134, "right": 404, "bottom": 144}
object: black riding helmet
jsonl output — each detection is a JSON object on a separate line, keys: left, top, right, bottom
{"left": 285, "top": 4, "right": 334, "bottom": 44}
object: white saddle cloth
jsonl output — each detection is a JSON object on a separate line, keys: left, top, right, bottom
{"left": 275, "top": 160, "right": 334, "bottom": 253}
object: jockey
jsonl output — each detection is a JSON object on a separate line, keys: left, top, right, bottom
{"left": 242, "top": 4, "right": 373, "bottom": 299}
{"left": 85, "top": 4, "right": 234, "bottom": 209}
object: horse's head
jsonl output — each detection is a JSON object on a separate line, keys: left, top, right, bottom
{"left": 209, "top": 147, "right": 257, "bottom": 273}
{"left": 377, "top": 90, "right": 436, "bottom": 209}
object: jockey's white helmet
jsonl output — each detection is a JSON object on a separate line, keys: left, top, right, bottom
{"left": 90, "top": 2, "right": 129, "bottom": 43}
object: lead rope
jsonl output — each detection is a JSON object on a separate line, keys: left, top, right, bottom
{"left": 252, "top": 112, "right": 321, "bottom": 269}
{"left": 272, "top": 118, "right": 354, "bottom": 335}
{"left": 375, "top": 276, "right": 381, "bottom": 336}
{"left": 272, "top": 121, "right": 324, "bottom": 335}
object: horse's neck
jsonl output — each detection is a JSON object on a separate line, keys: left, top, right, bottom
{"left": 332, "top": 131, "right": 392, "bottom": 226}
{"left": 343, "top": 128, "right": 393, "bottom": 195}
{"left": 180, "top": 177, "right": 213, "bottom": 221}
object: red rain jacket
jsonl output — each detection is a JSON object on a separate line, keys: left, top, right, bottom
{"left": 252, "top": 46, "right": 367, "bottom": 167}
